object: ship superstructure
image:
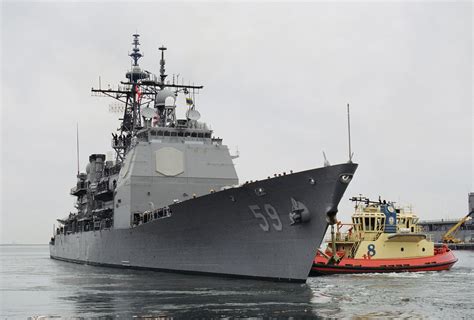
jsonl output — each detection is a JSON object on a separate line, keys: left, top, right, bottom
{"left": 50, "top": 35, "right": 358, "bottom": 282}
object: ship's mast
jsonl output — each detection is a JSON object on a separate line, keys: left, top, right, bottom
{"left": 91, "top": 34, "right": 204, "bottom": 162}
{"left": 91, "top": 34, "right": 150, "bottom": 161}
{"left": 130, "top": 34, "right": 142, "bottom": 67}
{"left": 159, "top": 46, "right": 167, "bottom": 87}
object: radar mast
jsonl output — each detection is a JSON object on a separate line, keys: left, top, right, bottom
{"left": 91, "top": 34, "right": 204, "bottom": 162}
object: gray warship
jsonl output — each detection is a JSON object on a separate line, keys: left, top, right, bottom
{"left": 49, "top": 34, "right": 358, "bottom": 282}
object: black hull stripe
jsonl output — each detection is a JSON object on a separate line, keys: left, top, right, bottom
{"left": 50, "top": 255, "right": 306, "bottom": 283}
{"left": 310, "top": 260, "right": 457, "bottom": 276}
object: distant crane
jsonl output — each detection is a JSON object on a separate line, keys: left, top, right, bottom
{"left": 442, "top": 211, "right": 474, "bottom": 243}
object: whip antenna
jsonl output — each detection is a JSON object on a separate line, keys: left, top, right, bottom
{"left": 76, "top": 123, "right": 80, "bottom": 174}
{"left": 347, "top": 103, "right": 353, "bottom": 163}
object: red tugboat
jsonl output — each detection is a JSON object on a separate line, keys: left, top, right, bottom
{"left": 311, "top": 196, "right": 458, "bottom": 275}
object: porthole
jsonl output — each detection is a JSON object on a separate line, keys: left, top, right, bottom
{"left": 401, "top": 247, "right": 404, "bottom": 252}
{"left": 422, "top": 248, "right": 425, "bottom": 252}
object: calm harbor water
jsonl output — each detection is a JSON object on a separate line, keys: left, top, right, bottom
{"left": 0, "top": 245, "right": 472, "bottom": 319}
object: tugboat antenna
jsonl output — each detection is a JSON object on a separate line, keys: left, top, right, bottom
{"left": 347, "top": 103, "right": 353, "bottom": 163}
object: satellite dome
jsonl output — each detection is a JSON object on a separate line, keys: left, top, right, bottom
{"left": 155, "top": 89, "right": 175, "bottom": 107}
{"left": 125, "top": 66, "right": 148, "bottom": 81}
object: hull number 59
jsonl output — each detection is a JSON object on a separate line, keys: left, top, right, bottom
{"left": 249, "top": 204, "right": 282, "bottom": 232}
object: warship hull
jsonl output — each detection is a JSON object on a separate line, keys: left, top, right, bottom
{"left": 50, "top": 163, "right": 357, "bottom": 282}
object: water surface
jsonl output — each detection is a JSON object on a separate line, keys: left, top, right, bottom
{"left": 1, "top": 245, "right": 472, "bottom": 319}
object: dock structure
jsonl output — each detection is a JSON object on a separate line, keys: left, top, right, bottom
{"left": 445, "top": 243, "right": 474, "bottom": 250}
{"left": 470, "top": 192, "right": 474, "bottom": 213}
{"left": 418, "top": 193, "right": 474, "bottom": 246}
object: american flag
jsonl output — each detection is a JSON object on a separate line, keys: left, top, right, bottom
{"left": 136, "top": 85, "right": 142, "bottom": 103}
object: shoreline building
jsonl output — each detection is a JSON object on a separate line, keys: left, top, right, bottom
{"left": 418, "top": 193, "right": 474, "bottom": 243}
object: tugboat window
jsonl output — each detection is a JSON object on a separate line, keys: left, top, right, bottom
{"left": 171, "top": 132, "right": 177, "bottom": 137}
{"left": 401, "top": 247, "right": 404, "bottom": 252}
{"left": 364, "top": 217, "right": 370, "bottom": 230}
{"left": 164, "top": 131, "right": 170, "bottom": 136}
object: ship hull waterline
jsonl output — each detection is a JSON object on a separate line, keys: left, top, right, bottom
{"left": 51, "top": 163, "right": 357, "bottom": 282}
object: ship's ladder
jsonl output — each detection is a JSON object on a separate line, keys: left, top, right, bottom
{"left": 349, "top": 241, "right": 361, "bottom": 258}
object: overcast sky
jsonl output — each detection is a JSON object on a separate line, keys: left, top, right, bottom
{"left": 1, "top": 1, "right": 472, "bottom": 244}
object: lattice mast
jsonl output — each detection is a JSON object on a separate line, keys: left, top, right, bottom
{"left": 91, "top": 34, "right": 203, "bottom": 162}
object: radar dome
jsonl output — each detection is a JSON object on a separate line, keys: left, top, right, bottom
{"left": 125, "top": 66, "right": 148, "bottom": 82}
{"left": 155, "top": 90, "right": 175, "bottom": 107}
{"left": 141, "top": 107, "right": 156, "bottom": 119}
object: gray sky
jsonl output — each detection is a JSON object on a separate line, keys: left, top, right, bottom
{"left": 1, "top": 1, "right": 472, "bottom": 244}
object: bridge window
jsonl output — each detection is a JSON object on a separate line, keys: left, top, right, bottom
{"left": 171, "top": 132, "right": 177, "bottom": 137}
{"left": 191, "top": 132, "right": 197, "bottom": 137}
{"left": 185, "top": 132, "right": 191, "bottom": 137}
{"left": 157, "top": 131, "right": 163, "bottom": 136}
{"left": 178, "top": 132, "right": 184, "bottom": 137}
{"left": 364, "top": 217, "right": 370, "bottom": 230}
{"left": 205, "top": 133, "right": 211, "bottom": 138}
{"left": 164, "top": 131, "right": 170, "bottom": 136}
{"left": 198, "top": 133, "right": 204, "bottom": 138}
{"left": 151, "top": 131, "right": 156, "bottom": 136}
{"left": 361, "top": 217, "right": 380, "bottom": 231}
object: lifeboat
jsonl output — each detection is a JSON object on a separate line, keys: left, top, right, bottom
{"left": 311, "top": 196, "right": 458, "bottom": 276}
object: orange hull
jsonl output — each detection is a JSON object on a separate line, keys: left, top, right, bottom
{"left": 311, "top": 245, "right": 457, "bottom": 275}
